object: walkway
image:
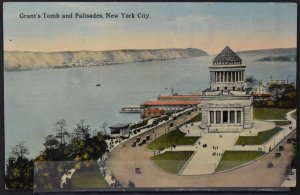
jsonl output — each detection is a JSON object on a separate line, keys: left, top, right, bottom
{"left": 106, "top": 109, "right": 296, "bottom": 187}
{"left": 172, "top": 109, "right": 296, "bottom": 175}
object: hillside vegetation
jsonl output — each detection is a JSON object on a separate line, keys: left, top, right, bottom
{"left": 4, "top": 48, "right": 208, "bottom": 71}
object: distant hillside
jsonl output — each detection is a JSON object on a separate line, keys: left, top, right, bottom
{"left": 237, "top": 48, "right": 296, "bottom": 56}
{"left": 4, "top": 48, "right": 208, "bottom": 71}
{"left": 237, "top": 47, "right": 296, "bottom": 62}
{"left": 255, "top": 54, "right": 296, "bottom": 62}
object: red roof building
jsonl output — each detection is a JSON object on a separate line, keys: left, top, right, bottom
{"left": 142, "top": 108, "right": 164, "bottom": 119}
{"left": 142, "top": 100, "right": 200, "bottom": 106}
{"left": 158, "top": 94, "right": 201, "bottom": 101}
{"left": 141, "top": 100, "right": 200, "bottom": 116}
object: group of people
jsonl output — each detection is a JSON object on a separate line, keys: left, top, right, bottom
{"left": 212, "top": 145, "right": 223, "bottom": 157}
{"left": 212, "top": 152, "right": 223, "bottom": 157}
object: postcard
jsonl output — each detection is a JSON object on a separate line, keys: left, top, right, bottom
{"left": 3, "top": 2, "right": 297, "bottom": 191}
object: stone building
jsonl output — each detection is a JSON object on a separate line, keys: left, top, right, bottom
{"left": 200, "top": 46, "right": 253, "bottom": 132}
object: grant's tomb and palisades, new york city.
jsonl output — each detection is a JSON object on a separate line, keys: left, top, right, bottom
{"left": 4, "top": 2, "right": 297, "bottom": 190}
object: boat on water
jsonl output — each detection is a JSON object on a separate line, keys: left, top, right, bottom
{"left": 96, "top": 83, "right": 101, "bottom": 86}
{"left": 120, "top": 106, "right": 141, "bottom": 113}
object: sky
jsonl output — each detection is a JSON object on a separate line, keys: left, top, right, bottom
{"left": 3, "top": 2, "right": 297, "bottom": 54}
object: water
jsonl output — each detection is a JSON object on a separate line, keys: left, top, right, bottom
{"left": 4, "top": 55, "right": 296, "bottom": 158}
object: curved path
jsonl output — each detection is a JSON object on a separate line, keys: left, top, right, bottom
{"left": 106, "top": 110, "right": 296, "bottom": 188}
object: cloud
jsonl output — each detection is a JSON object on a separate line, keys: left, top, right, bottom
{"left": 172, "top": 14, "right": 215, "bottom": 26}
{"left": 167, "top": 14, "right": 216, "bottom": 33}
{"left": 57, "top": 2, "right": 84, "bottom": 8}
{"left": 86, "top": 20, "right": 125, "bottom": 29}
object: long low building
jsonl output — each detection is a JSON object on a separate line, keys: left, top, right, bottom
{"left": 158, "top": 94, "right": 201, "bottom": 101}
{"left": 140, "top": 99, "right": 200, "bottom": 118}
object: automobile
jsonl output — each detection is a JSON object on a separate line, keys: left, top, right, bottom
{"left": 135, "top": 167, "right": 141, "bottom": 174}
{"left": 131, "top": 142, "right": 136, "bottom": 147}
{"left": 287, "top": 139, "right": 292, "bottom": 143}
{"left": 279, "top": 146, "right": 284, "bottom": 151}
{"left": 275, "top": 152, "right": 281, "bottom": 157}
{"left": 267, "top": 162, "right": 274, "bottom": 168}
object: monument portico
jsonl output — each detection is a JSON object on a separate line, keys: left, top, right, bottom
{"left": 200, "top": 46, "right": 253, "bottom": 132}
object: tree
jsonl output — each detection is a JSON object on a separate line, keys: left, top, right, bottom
{"left": 245, "top": 76, "right": 258, "bottom": 90}
{"left": 73, "top": 120, "right": 91, "bottom": 141}
{"left": 42, "top": 134, "right": 61, "bottom": 161}
{"left": 101, "top": 121, "right": 108, "bottom": 135}
{"left": 11, "top": 141, "right": 29, "bottom": 159}
{"left": 88, "top": 132, "right": 108, "bottom": 159}
{"left": 54, "top": 119, "right": 70, "bottom": 155}
{"left": 268, "top": 83, "right": 285, "bottom": 101}
{"left": 5, "top": 142, "right": 33, "bottom": 190}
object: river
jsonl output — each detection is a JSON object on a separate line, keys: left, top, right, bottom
{"left": 4, "top": 54, "right": 296, "bottom": 158}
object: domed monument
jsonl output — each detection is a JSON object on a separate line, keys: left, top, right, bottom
{"left": 200, "top": 46, "right": 253, "bottom": 132}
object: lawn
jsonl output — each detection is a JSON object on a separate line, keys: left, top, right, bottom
{"left": 215, "top": 151, "right": 265, "bottom": 172}
{"left": 71, "top": 170, "right": 109, "bottom": 188}
{"left": 273, "top": 120, "right": 291, "bottom": 126}
{"left": 147, "top": 129, "right": 199, "bottom": 150}
{"left": 253, "top": 107, "right": 292, "bottom": 120}
{"left": 186, "top": 112, "right": 202, "bottom": 124}
{"left": 151, "top": 151, "right": 194, "bottom": 174}
{"left": 291, "top": 111, "right": 297, "bottom": 120}
{"left": 236, "top": 127, "right": 282, "bottom": 145}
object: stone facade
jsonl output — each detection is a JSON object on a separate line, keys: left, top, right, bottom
{"left": 200, "top": 46, "right": 253, "bottom": 132}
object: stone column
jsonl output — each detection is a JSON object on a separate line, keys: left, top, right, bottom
{"left": 215, "top": 72, "right": 217, "bottom": 82}
{"left": 221, "top": 110, "right": 223, "bottom": 124}
{"left": 234, "top": 110, "right": 237, "bottom": 124}
{"left": 225, "top": 72, "right": 228, "bottom": 82}
{"left": 241, "top": 109, "right": 244, "bottom": 126}
{"left": 227, "top": 110, "right": 230, "bottom": 124}
{"left": 208, "top": 111, "right": 210, "bottom": 125}
{"left": 214, "top": 111, "right": 216, "bottom": 124}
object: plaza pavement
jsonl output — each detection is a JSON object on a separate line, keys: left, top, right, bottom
{"left": 166, "top": 109, "right": 297, "bottom": 175}
{"left": 105, "top": 112, "right": 296, "bottom": 187}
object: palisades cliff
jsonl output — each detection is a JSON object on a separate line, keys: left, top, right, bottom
{"left": 4, "top": 48, "right": 208, "bottom": 71}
